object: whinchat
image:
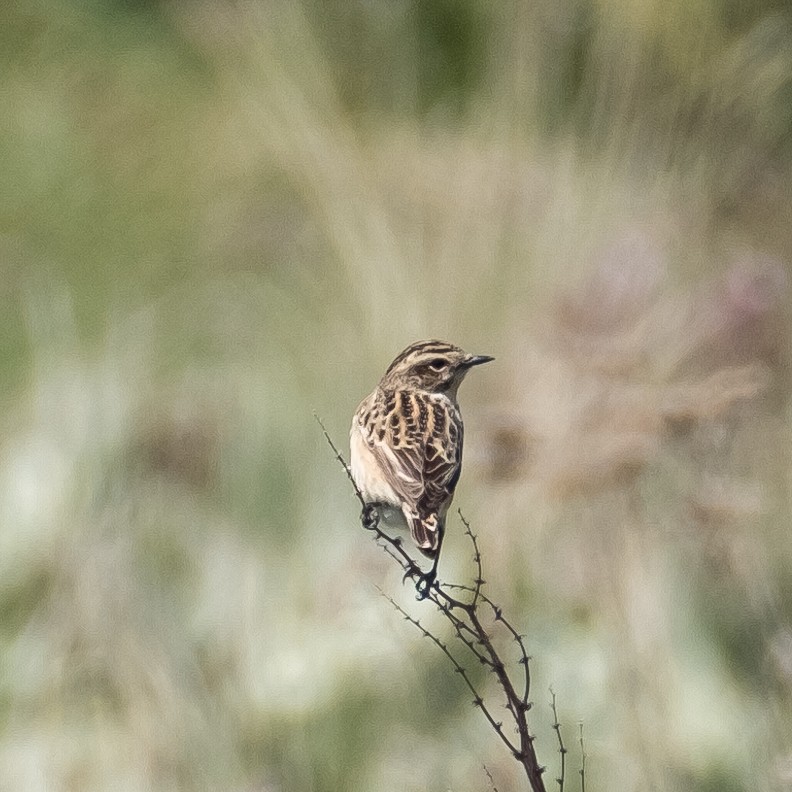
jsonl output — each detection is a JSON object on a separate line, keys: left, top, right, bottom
{"left": 350, "top": 340, "right": 493, "bottom": 595}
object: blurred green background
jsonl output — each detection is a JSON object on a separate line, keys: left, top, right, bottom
{"left": 2, "top": 1, "right": 792, "bottom": 790}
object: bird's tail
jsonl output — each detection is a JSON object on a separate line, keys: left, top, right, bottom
{"left": 407, "top": 512, "right": 441, "bottom": 558}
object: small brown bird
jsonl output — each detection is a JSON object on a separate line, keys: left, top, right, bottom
{"left": 350, "top": 340, "right": 493, "bottom": 594}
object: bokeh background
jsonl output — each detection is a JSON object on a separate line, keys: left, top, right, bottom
{"left": 3, "top": 1, "right": 792, "bottom": 790}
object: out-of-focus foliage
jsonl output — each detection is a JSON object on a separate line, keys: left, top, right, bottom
{"left": 2, "top": 1, "right": 792, "bottom": 790}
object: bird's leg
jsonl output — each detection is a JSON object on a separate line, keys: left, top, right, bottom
{"left": 415, "top": 523, "right": 445, "bottom": 600}
{"left": 361, "top": 503, "right": 380, "bottom": 531}
{"left": 401, "top": 558, "right": 423, "bottom": 583}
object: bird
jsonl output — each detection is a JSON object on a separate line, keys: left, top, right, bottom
{"left": 350, "top": 339, "right": 493, "bottom": 596}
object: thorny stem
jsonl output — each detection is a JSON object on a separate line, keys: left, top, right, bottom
{"left": 380, "top": 589, "right": 522, "bottom": 759}
{"left": 579, "top": 724, "right": 587, "bottom": 792}
{"left": 317, "top": 416, "right": 551, "bottom": 792}
{"left": 314, "top": 414, "right": 366, "bottom": 509}
{"left": 459, "top": 511, "right": 484, "bottom": 608}
{"left": 483, "top": 764, "right": 500, "bottom": 792}
{"left": 550, "top": 688, "right": 567, "bottom": 792}
{"left": 445, "top": 583, "right": 533, "bottom": 712}
{"left": 314, "top": 414, "right": 422, "bottom": 577}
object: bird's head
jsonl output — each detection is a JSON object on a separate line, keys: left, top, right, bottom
{"left": 380, "top": 340, "right": 494, "bottom": 397}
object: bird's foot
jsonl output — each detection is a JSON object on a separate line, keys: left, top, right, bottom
{"left": 401, "top": 560, "right": 422, "bottom": 584}
{"left": 415, "top": 569, "right": 437, "bottom": 600}
{"left": 361, "top": 504, "right": 379, "bottom": 531}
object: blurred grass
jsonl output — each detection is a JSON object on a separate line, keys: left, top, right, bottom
{"left": 2, "top": 0, "right": 792, "bottom": 790}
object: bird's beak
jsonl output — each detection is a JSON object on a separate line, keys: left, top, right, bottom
{"left": 463, "top": 354, "right": 495, "bottom": 368}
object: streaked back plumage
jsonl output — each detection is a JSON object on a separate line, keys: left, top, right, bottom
{"left": 350, "top": 340, "right": 492, "bottom": 558}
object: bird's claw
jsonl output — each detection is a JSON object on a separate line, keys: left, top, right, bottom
{"left": 415, "top": 570, "right": 436, "bottom": 600}
{"left": 361, "top": 504, "right": 379, "bottom": 531}
{"left": 402, "top": 562, "right": 421, "bottom": 584}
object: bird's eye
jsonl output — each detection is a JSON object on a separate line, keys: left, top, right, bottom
{"left": 428, "top": 358, "right": 447, "bottom": 371}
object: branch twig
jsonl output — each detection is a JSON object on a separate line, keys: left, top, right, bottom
{"left": 550, "top": 688, "right": 567, "bottom": 791}
{"left": 318, "top": 416, "right": 550, "bottom": 792}
{"left": 483, "top": 764, "right": 500, "bottom": 792}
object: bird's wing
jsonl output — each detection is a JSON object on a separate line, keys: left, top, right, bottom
{"left": 418, "top": 416, "right": 463, "bottom": 514}
{"left": 356, "top": 419, "right": 424, "bottom": 504}
{"left": 357, "top": 390, "right": 463, "bottom": 512}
